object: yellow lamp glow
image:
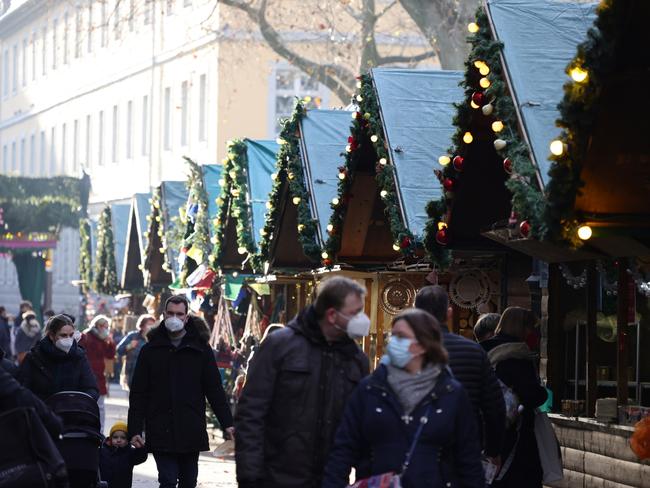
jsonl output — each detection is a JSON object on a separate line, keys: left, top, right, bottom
{"left": 570, "top": 66, "right": 588, "bottom": 83}
{"left": 379, "top": 158, "right": 387, "bottom": 165}
{"left": 327, "top": 224, "right": 334, "bottom": 232}
{"left": 275, "top": 138, "right": 285, "bottom": 145}
{"left": 260, "top": 229, "right": 267, "bottom": 236}
{"left": 351, "top": 112, "right": 358, "bottom": 119}
{"left": 232, "top": 271, "right": 239, "bottom": 278}
{"left": 479, "top": 77, "right": 491, "bottom": 88}
{"left": 356, "top": 81, "right": 362, "bottom": 89}
{"left": 292, "top": 196, "right": 301, "bottom": 205}
{"left": 297, "top": 224, "right": 305, "bottom": 232}
{"left": 338, "top": 172, "right": 346, "bottom": 180}
{"left": 228, "top": 170, "right": 237, "bottom": 179}
{"left": 287, "top": 172, "right": 295, "bottom": 180}
{"left": 380, "top": 190, "right": 388, "bottom": 198}
{"left": 470, "top": 100, "right": 480, "bottom": 109}
{"left": 473, "top": 60, "right": 485, "bottom": 69}
{"left": 332, "top": 197, "right": 340, "bottom": 205}
{"left": 218, "top": 178, "right": 225, "bottom": 187}
{"left": 463, "top": 132, "right": 474, "bottom": 144}
{"left": 479, "top": 65, "right": 490, "bottom": 76}
{"left": 270, "top": 173, "right": 277, "bottom": 180}
{"left": 392, "top": 243, "right": 400, "bottom": 251}
{"left": 550, "top": 140, "right": 565, "bottom": 156}
{"left": 468, "top": 22, "right": 479, "bottom": 33}
{"left": 265, "top": 201, "right": 272, "bottom": 209}
{"left": 370, "top": 135, "right": 379, "bottom": 143}
{"left": 491, "top": 121, "right": 504, "bottom": 133}
{"left": 321, "top": 251, "right": 329, "bottom": 259}
{"left": 345, "top": 145, "right": 352, "bottom": 153}
{"left": 356, "top": 95, "right": 363, "bottom": 102}
{"left": 438, "top": 155, "right": 451, "bottom": 166}
{"left": 237, "top": 246, "right": 247, "bottom": 255}
{"left": 577, "top": 225, "right": 592, "bottom": 240}
{"left": 437, "top": 222, "right": 448, "bottom": 231}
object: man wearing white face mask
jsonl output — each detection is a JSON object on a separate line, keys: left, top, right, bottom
{"left": 235, "top": 276, "right": 370, "bottom": 488}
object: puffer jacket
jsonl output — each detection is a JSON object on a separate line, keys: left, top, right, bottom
{"left": 322, "top": 365, "right": 485, "bottom": 488}
{"left": 235, "top": 306, "right": 369, "bottom": 488}
{"left": 79, "top": 328, "right": 116, "bottom": 396}
{"left": 441, "top": 326, "right": 505, "bottom": 457}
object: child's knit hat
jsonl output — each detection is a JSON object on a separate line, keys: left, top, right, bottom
{"left": 109, "top": 421, "right": 128, "bottom": 437}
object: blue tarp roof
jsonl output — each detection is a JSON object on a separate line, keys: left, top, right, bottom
{"left": 161, "top": 180, "right": 189, "bottom": 275}
{"left": 202, "top": 164, "right": 223, "bottom": 221}
{"left": 372, "top": 68, "right": 465, "bottom": 238}
{"left": 488, "top": 0, "right": 597, "bottom": 187}
{"left": 244, "top": 139, "right": 279, "bottom": 249}
{"left": 299, "top": 109, "right": 352, "bottom": 244}
{"left": 110, "top": 203, "right": 130, "bottom": 286}
{"left": 133, "top": 192, "right": 151, "bottom": 257}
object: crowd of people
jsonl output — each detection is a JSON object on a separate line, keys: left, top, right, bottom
{"left": 0, "top": 277, "right": 552, "bottom": 488}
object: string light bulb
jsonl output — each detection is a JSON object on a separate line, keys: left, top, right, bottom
{"left": 331, "top": 197, "right": 340, "bottom": 205}
{"left": 327, "top": 224, "right": 334, "bottom": 233}
{"left": 265, "top": 201, "right": 272, "bottom": 209}
{"left": 297, "top": 224, "right": 305, "bottom": 232}
{"left": 479, "top": 65, "right": 490, "bottom": 76}
{"left": 437, "top": 222, "right": 448, "bottom": 231}
{"left": 570, "top": 66, "right": 588, "bottom": 83}
{"left": 468, "top": 22, "right": 479, "bottom": 33}
{"left": 370, "top": 135, "right": 379, "bottom": 143}
{"left": 392, "top": 243, "right": 400, "bottom": 251}
{"left": 550, "top": 140, "right": 565, "bottom": 156}
{"left": 270, "top": 173, "right": 277, "bottom": 180}
{"left": 338, "top": 171, "right": 346, "bottom": 180}
{"left": 380, "top": 190, "right": 388, "bottom": 198}
{"left": 292, "top": 196, "right": 301, "bottom": 205}
{"left": 379, "top": 158, "right": 387, "bottom": 165}
{"left": 321, "top": 251, "right": 329, "bottom": 259}
{"left": 438, "top": 155, "right": 451, "bottom": 166}
{"left": 479, "top": 77, "right": 491, "bottom": 88}
{"left": 470, "top": 100, "right": 480, "bottom": 109}
{"left": 463, "top": 132, "right": 474, "bottom": 144}
{"left": 218, "top": 179, "right": 225, "bottom": 187}
{"left": 491, "top": 121, "right": 504, "bottom": 133}
{"left": 237, "top": 246, "right": 247, "bottom": 255}
{"left": 577, "top": 225, "right": 592, "bottom": 240}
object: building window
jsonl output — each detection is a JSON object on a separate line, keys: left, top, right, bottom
{"left": 129, "top": 0, "right": 135, "bottom": 32}
{"left": 42, "top": 26, "right": 47, "bottom": 76}
{"left": 63, "top": 12, "right": 69, "bottom": 64}
{"left": 270, "top": 65, "right": 326, "bottom": 136}
{"left": 85, "top": 114, "right": 92, "bottom": 166}
{"left": 142, "top": 95, "right": 149, "bottom": 156}
{"left": 12, "top": 44, "right": 17, "bottom": 94}
{"left": 180, "top": 81, "right": 189, "bottom": 147}
{"left": 52, "top": 18, "right": 58, "bottom": 70}
{"left": 98, "top": 110, "right": 104, "bottom": 165}
{"left": 31, "top": 33, "right": 36, "bottom": 81}
{"left": 126, "top": 100, "right": 133, "bottom": 159}
{"left": 2, "top": 145, "right": 6, "bottom": 173}
{"left": 101, "top": 1, "right": 108, "bottom": 47}
{"left": 87, "top": 0, "right": 93, "bottom": 53}
{"left": 112, "top": 105, "right": 119, "bottom": 163}
{"left": 40, "top": 130, "right": 46, "bottom": 175}
{"left": 61, "top": 123, "right": 67, "bottom": 172}
{"left": 22, "top": 38, "right": 27, "bottom": 87}
{"left": 163, "top": 87, "right": 171, "bottom": 150}
{"left": 10, "top": 142, "right": 16, "bottom": 172}
{"left": 198, "top": 74, "right": 206, "bottom": 142}
{"left": 184, "top": 0, "right": 192, "bottom": 7}
{"left": 73, "top": 119, "right": 79, "bottom": 171}
{"left": 29, "top": 133, "right": 35, "bottom": 174}
{"left": 144, "top": 0, "right": 153, "bottom": 25}
{"left": 75, "top": 5, "right": 82, "bottom": 58}
{"left": 20, "top": 137, "right": 25, "bottom": 172}
{"left": 50, "top": 127, "right": 56, "bottom": 174}
{"left": 166, "top": 0, "right": 174, "bottom": 16}
{"left": 2, "top": 49, "right": 8, "bottom": 97}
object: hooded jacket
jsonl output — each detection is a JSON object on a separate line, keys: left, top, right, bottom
{"left": 127, "top": 315, "right": 233, "bottom": 453}
{"left": 99, "top": 438, "right": 148, "bottom": 488}
{"left": 234, "top": 305, "right": 369, "bottom": 488}
{"left": 79, "top": 327, "right": 116, "bottom": 396}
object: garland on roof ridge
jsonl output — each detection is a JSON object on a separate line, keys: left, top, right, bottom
{"left": 93, "top": 206, "right": 118, "bottom": 295}
{"left": 321, "top": 73, "right": 416, "bottom": 266}
{"left": 143, "top": 187, "right": 173, "bottom": 278}
{"left": 78, "top": 218, "right": 92, "bottom": 293}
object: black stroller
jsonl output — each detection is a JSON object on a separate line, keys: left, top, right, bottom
{"left": 45, "top": 392, "right": 107, "bottom": 488}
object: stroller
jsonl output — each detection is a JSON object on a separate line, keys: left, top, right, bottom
{"left": 46, "top": 392, "right": 107, "bottom": 488}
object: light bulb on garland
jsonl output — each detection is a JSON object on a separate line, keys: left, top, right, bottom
{"left": 265, "top": 201, "right": 272, "bottom": 209}
{"left": 288, "top": 172, "right": 295, "bottom": 180}
{"left": 577, "top": 225, "right": 592, "bottom": 240}
{"left": 479, "top": 65, "right": 490, "bottom": 76}
{"left": 352, "top": 112, "right": 359, "bottom": 119}
{"left": 379, "top": 158, "right": 387, "bottom": 165}
{"left": 482, "top": 103, "right": 494, "bottom": 116}
{"left": 392, "top": 243, "right": 400, "bottom": 251}
{"left": 338, "top": 171, "right": 346, "bottom": 180}
{"left": 297, "top": 224, "right": 305, "bottom": 232}
{"left": 218, "top": 178, "right": 225, "bottom": 187}
{"left": 228, "top": 170, "right": 237, "bottom": 179}
{"left": 260, "top": 228, "right": 267, "bottom": 236}
{"left": 491, "top": 121, "right": 504, "bottom": 133}
{"left": 463, "top": 132, "right": 474, "bottom": 144}
{"left": 326, "top": 224, "right": 334, "bottom": 233}
{"left": 270, "top": 173, "right": 278, "bottom": 181}
{"left": 332, "top": 197, "right": 340, "bottom": 206}
{"left": 452, "top": 156, "right": 464, "bottom": 172}
{"left": 494, "top": 139, "right": 507, "bottom": 151}
{"left": 275, "top": 138, "right": 285, "bottom": 145}
{"left": 356, "top": 95, "right": 363, "bottom": 102}
{"left": 550, "top": 140, "right": 565, "bottom": 156}
{"left": 470, "top": 100, "right": 480, "bottom": 109}
{"left": 468, "top": 22, "right": 479, "bottom": 33}
{"left": 237, "top": 246, "right": 247, "bottom": 255}
{"left": 292, "top": 196, "right": 301, "bottom": 205}
{"left": 479, "top": 77, "right": 491, "bottom": 89}
{"left": 345, "top": 144, "right": 352, "bottom": 153}
{"left": 438, "top": 155, "right": 451, "bottom": 166}
{"left": 380, "top": 190, "right": 388, "bottom": 198}
{"left": 570, "top": 66, "right": 588, "bottom": 83}
{"left": 370, "top": 135, "right": 379, "bottom": 143}
{"left": 321, "top": 251, "right": 329, "bottom": 259}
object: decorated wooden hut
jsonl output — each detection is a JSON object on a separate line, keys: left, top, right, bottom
{"left": 257, "top": 103, "right": 353, "bottom": 321}
{"left": 319, "top": 68, "right": 464, "bottom": 363}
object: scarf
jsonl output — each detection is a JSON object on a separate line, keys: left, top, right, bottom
{"left": 487, "top": 342, "right": 536, "bottom": 367}
{"left": 387, "top": 363, "right": 442, "bottom": 415}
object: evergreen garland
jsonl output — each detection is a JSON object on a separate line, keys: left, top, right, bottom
{"left": 543, "top": 0, "right": 617, "bottom": 245}
{"left": 179, "top": 157, "right": 212, "bottom": 285}
{"left": 258, "top": 100, "right": 323, "bottom": 264}
{"left": 143, "top": 187, "right": 172, "bottom": 276}
{"left": 93, "top": 206, "right": 119, "bottom": 295}
{"left": 322, "top": 74, "right": 417, "bottom": 266}
{"left": 78, "top": 218, "right": 92, "bottom": 292}
{"left": 424, "top": 6, "right": 544, "bottom": 263}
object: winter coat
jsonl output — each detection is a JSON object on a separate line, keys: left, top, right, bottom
{"left": 116, "top": 330, "right": 147, "bottom": 387}
{"left": 79, "top": 328, "right": 116, "bottom": 396}
{"left": 127, "top": 316, "right": 233, "bottom": 453}
{"left": 0, "top": 317, "right": 10, "bottom": 360}
{"left": 0, "top": 362, "right": 63, "bottom": 438}
{"left": 0, "top": 346, "right": 18, "bottom": 378}
{"left": 323, "top": 365, "right": 485, "bottom": 488}
{"left": 440, "top": 326, "right": 505, "bottom": 457}
{"left": 481, "top": 334, "right": 548, "bottom": 488}
{"left": 19, "top": 336, "right": 99, "bottom": 401}
{"left": 14, "top": 319, "right": 42, "bottom": 356}
{"left": 99, "top": 439, "right": 148, "bottom": 488}
{"left": 235, "top": 305, "right": 369, "bottom": 488}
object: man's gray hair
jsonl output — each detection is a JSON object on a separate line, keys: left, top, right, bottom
{"left": 313, "top": 276, "right": 366, "bottom": 319}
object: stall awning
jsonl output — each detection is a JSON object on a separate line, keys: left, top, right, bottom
{"left": 134, "top": 192, "right": 151, "bottom": 256}
{"left": 161, "top": 180, "right": 189, "bottom": 273}
{"left": 245, "top": 140, "right": 278, "bottom": 249}
{"left": 110, "top": 203, "right": 130, "bottom": 286}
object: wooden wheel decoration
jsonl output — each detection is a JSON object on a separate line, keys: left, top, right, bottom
{"left": 449, "top": 269, "right": 491, "bottom": 310}
{"left": 380, "top": 278, "right": 416, "bottom": 315}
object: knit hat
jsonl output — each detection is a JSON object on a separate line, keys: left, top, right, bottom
{"left": 109, "top": 421, "right": 128, "bottom": 437}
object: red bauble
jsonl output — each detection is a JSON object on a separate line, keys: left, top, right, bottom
{"left": 452, "top": 156, "right": 464, "bottom": 171}
{"left": 471, "top": 91, "right": 486, "bottom": 106}
{"left": 519, "top": 220, "right": 531, "bottom": 238}
{"left": 443, "top": 178, "right": 454, "bottom": 192}
{"left": 436, "top": 228, "right": 449, "bottom": 245}
{"left": 503, "top": 158, "right": 513, "bottom": 174}
{"left": 400, "top": 236, "right": 411, "bottom": 249}
{"left": 323, "top": 258, "right": 333, "bottom": 267}
{"left": 347, "top": 136, "right": 354, "bottom": 143}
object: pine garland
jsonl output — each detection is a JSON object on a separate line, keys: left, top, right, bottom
{"left": 79, "top": 218, "right": 92, "bottom": 292}
{"left": 322, "top": 74, "right": 417, "bottom": 266}
{"left": 143, "top": 187, "right": 172, "bottom": 276}
{"left": 424, "top": 6, "right": 544, "bottom": 263}
{"left": 543, "top": 0, "right": 617, "bottom": 245}
{"left": 258, "top": 100, "right": 323, "bottom": 265}
{"left": 94, "top": 206, "right": 118, "bottom": 295}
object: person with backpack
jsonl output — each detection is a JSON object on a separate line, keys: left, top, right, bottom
{"left": 323, "top": 308, "right": 484, "bottom": 488}
{"left": 481, "top": 307, "right": 549, "bottom": 488}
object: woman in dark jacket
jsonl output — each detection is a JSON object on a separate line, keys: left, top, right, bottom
{"left": 20, "top": 314, "right": 99, "bottom": 401}
{"left": 481, "top": 307, "right": 548, "bottom": 488}
{"left": 323, "top": 309, "right": 484, "bottom": 488}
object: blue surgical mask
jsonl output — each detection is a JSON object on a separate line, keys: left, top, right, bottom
{"left": 386, "top": 336, "right": 414, "bottom": 369}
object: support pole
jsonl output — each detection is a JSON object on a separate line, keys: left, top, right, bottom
{"left": 586, "top": 263, "right": 598, "bottom": 417}
{"left": 617, "top": 259, "right": 629, "bottom": 407}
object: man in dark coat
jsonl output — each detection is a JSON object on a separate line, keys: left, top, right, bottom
{"left": 235, "top": 276, "right": 370, "bottom": 488}
{"left": 415, "top": 285, "right": 506, "bottom": 464}
{"left": 128, "top": 296, "right": 233, "bottom": 488}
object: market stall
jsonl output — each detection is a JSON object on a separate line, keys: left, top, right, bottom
{"left": 121, "top": 192, "right": 152, "bottom": 292}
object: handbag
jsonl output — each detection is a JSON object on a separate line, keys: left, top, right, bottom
{"left": 534, "top": 409, "right": 563, "bottom": 483}
{"left": 348, "top": 406, "right": 432, "bottom": 488}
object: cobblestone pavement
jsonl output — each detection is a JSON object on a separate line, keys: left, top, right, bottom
{"left": 105, "top": 383, "right": 237, "bottom": 487}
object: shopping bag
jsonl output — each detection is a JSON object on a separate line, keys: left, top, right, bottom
{"left": 348, "top": 472, "right": 401, "bottom": 488}
{"left": 534, "top": 410, "right": 563, "bottom": 483}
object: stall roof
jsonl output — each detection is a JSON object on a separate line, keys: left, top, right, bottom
{"left": 133, "top": 193, "right": 151, "bottom": 256}
{"left": 372, "top": 68, "right": 464, "bottom": 238}
{"left": 300, "top": 110, "right": 351, "bottom": 244}
{"left": 202, "top": 164, "right": 223, "bottom": 221}
{"left": 488, "top": 0, "right": 597, "bottom": 187}
{"left": 245, "top": 140, "right": 278, "bottom": 249}
{"left": 161, "top": 180, "right": 189, "bottom": 270}
{"left": 110, "top": 203, "right": 130, "bottom": 286}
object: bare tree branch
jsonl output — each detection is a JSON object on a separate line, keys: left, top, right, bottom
{"left": 379, "top": 50, "right": 436, "bottom": 65}
{"left": 377, "top": 0, "right": 398, "bottom": 19}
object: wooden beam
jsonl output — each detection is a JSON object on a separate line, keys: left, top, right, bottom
{"left": 617, "top": 258, "right": 630, "bottom": 406}
{"left": 586, "top": 263, "right": 598, "bottom": 417}
{"left": 547, "top": 264, "right": 565, "bottom": 411}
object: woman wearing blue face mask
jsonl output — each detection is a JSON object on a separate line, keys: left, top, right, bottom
{"left": 19, "top": 314, "right": 99, "bottom": 401}
{"left": 323, "top": 308, "right": 484, "bottom": 488}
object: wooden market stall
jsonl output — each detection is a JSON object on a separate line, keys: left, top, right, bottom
{"left": 318, "top": 68, "right": 465, "bottom": 364}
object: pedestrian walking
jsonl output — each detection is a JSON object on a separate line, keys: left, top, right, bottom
{"left": 128, "top": 296, "right": 234, "bottom": 488}
{"left": 474, "top": 313, "right": 501, "bottom": 343}
{"left": 14, "top": 310, "right": 42, "bottom": 364}
{"left": 415, "top": 286, "right": 505, "bottom": 466}
{"left": 80, "top": 314, "right": 117, "bottom": 432}
{"left": 0, "top": 346, "right": 18, "bottom": 377}
{"left": 116, "top": 314, "right": 155, "bottom": 389}
{"left": 0, "top": 307, "right": 11, "bottom": 362}
{"left": 235, "top": 276, "right": 370, "bottom": 488}
{"left": 19, "top": 314, "right": 99, "bottom": 401}
{"left": 323, "top": 308, "right": 484, "bottom": 488}
{"left": 99, "top": 421, "right": 148, "bottom": 488}
{"left": 481, "top": 307, "right": 548, "bottom": 488}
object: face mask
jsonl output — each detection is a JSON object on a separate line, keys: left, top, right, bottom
{"left": 165, "top": 317, "right": 185, "bottom": 333}
{"left": 386, "top": 336, "right": 414, "bottom": 369}
{"left": 336, "top": 311, "right": 371, "bottom": 340}
{"left": 55, "top": 337, "right": 74, "bottom": 354}
{"left": 97, "top": 328, "right": 109, "bottom": 340}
